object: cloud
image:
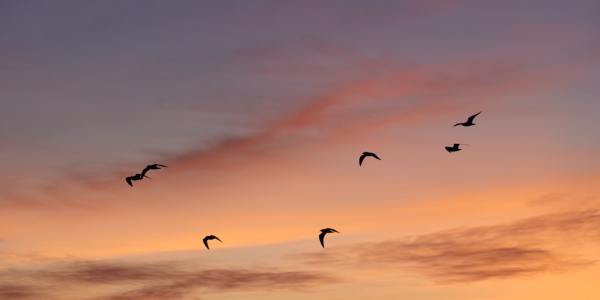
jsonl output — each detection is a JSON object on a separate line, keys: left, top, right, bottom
{"left": 2, "top": 259, "right": 335, "bottom": 300}
{"left": 40, "top": 261, "right": 176, "bottom": 284}
{"left": 147, "top": 60, "right": 556, "bottom": 172}
{"left": 99, "top": 269, "right": 332, "bottom": 300}
{"left": 0, "top": 55, "right": 567, "bottom": 210}
{"left": 0, "top": 284, "right": 44, "bottom": 300}
{"left": 297, "top": 210, "right": 600, "bottom": 283}
{"left": 529, "top": 193, "right": 598, "bottom": 211}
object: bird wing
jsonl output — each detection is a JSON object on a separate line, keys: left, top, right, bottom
{"left": 319, "top": 232, "right": 327, "bottom": 248}
{"left": 330, "top": 228, "right": 339, "bottom": 233}
{"left": 467, "top": 111, "right": 481, "bottom": 123}
{"left": 157, "top": 164, "right": 167, "bottom": 168}
{"left": 214, "top": 236, "right": 222, "bottom": 243}
{"left": 372, "top": 153, "right": 381, "bottom": 160}
{"left": 453, "top": 122, "right": 463, "bottom": 127}
{"left": 359, "top": 154, "right": 366, "bottom": 166}
{"left": 141, "top": 166, "right": 151, "bottom": 177}
{"left": 125, "top": 177, "right": 133, "bottom": 187}
{"left": 445, "top": 146, "right": 453, "bottom": 152}
{"left": 203, "top": 238, "right": 210, "bottom": 250}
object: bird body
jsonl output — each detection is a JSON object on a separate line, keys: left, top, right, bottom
{"left": 359, "top": 152, "right": 381, "bottom": 166}
{"left": 454, "top": 111, "right": 481, "bottom": 127}
{"left": 445, "top": 143, "right": 465, "bottom": 153}
{"left": 319, "top": 228, "right": 339, "bottom": 248}
{"left": 125, "top": 173, "right": 145, "bottom": 187}
{"left": 203, "top": 235, "right": 222, "bottom": 250}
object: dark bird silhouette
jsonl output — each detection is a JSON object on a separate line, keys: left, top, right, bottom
{"left": 319, "top": 228, "right": 339, "bottom": 248}
{"left": 141, "top": 164, "right": 167, "bottom": 178}
{"left": 445, "top": 143, "right": 467, "bottom": 153}
{"left": 359, "top": 152, "right": 381, "bottom": 166}
{"left": 125, "top": 173, "right": 148, "bottom": 187}
{"left": 454, "top": 111, "right": 482, "bottom": 127}
{"left": 203, "top": 235, "right": 222, "bottom": 250}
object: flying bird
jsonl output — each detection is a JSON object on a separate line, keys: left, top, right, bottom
{"left": 125, "top": 173, "right": 148, "bottom": 187}
{"left": 319, "top": 228, "right": 339, "bottom": 248}
{"left": 359, "top": 152, "right": 381, "bottom": 166}
{"left": 445, "top": 143, "right": 467, "bottom": 153}
{"left": 454, "top": 111, "right": 482, "bottom": 127}
{"left": 203, "top": 235, "right": 222, "bottom": 250}
{"left": 141, "top": 164, "right": 167, "bottom": 178}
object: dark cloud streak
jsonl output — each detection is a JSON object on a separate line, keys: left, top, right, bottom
{"left": 0, "top": 284, "right": 45, "bottom": 300}
{"left": 298, "top": 210, "right": 600, "bottom": 283}
{"left": 1, "top": 259, "right": 335, "bottom": 300}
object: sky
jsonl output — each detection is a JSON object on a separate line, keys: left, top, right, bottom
{"left": 1, "top": 0, "right": 600, "bottom": 299}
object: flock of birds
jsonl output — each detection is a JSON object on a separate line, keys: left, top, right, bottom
{"left": 125, "top": 111, "right": 483, "bottom": 250}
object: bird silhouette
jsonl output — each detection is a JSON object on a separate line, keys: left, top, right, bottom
{"left": 141, "top": 164, "right": 167, "bottom": 178}
{"left": 454, "top": 111, "right": 481, "bottom": 127}
{"left": 203, "top": 235, "right": 222, "bottom": 250}
{"left": 319, "top": 228, "right": 339, "bottom": 248}
{"left": 359, "top": 152, "right": 381, "bottom": 166}
{"left": 445, "top": 143, "right": 467, "bottom": 153}
{"left": 125, "top": 173, "right": 149, "bottom": 187}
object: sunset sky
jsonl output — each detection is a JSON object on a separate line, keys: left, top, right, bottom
{"left": 1, "top": 1, "right": 600, "bottom": 299}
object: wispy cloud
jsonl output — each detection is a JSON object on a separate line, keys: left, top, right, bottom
{"left": 2, "top": 259, "right": 335, "bottom": 300}
{"left": 0, "top": 284, "right": 43, "bottom": 300}
{"left": 82, "top": 61, "right": 561, "bottom": 180}
{"left": 98, "top": 268, "right": 332, "bottom": 300}
{"left": 0, "top": 51, "right": 574, "bottom": 210}
{"left": 297, "top": 210, "right": 600, "bottom": 283}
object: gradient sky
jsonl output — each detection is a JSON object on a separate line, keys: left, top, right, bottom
{"left": 1, "top": 0, "right": 600, "bottom": 299}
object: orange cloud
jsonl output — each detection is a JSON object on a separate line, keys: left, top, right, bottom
{"left": 2, "top": 259, "right": 335, "bottom": 300}
{"left": 0, "top": 284, "right": 42, "bottom": 300}
{"left": 297, "top": 210, "right": 600, "bottom": 283}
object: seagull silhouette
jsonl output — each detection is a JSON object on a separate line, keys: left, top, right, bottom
{"left": 319, "top": 228, "right": 339, "bottom": 248}
{"left": 141, "top": 164, "right": 167, "bottom": 178}
{"left": 454, "top": 111, "right": 482, "bottom": 127}
{"left": 203, "top": 235, "right": 222, "bottom": 250}
{"left": 359, "top": 152, "right": 381, "bottom": 166}
{"left": 445, "top": 143, "right": 467, "bottom": 153}
{"left": 125, "top": 173, "right": 149, "bottom": 187}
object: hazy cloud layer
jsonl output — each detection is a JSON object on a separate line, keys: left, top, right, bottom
{"left": 298, "top": 210, "right": 600, "bottom": 283}
{"left": 1, "top": 260, "right": 334, "bottom": 300}
{"left": 0, "top": 284, "right": 44, "bottom": 300}
{"left": 99, "top": 268, "right": 332, "bottom": 300}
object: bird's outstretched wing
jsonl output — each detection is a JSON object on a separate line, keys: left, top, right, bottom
{"left": 141, "top": 166, "right": 151, "bottom": 178}
{"left": 359, "top": 154, "right": 367, "bottom": 166}
{"left": 453, "top": 122, "right": 463, "bottom": 127}
{"left": 360, "top": 152, "right": 380, "bottom": 166}
{"left": 125, "top": 177, "right": 133, "bottom": 187}
{"left": 467, "top": 111, "right": 482, "bottom": 123}
{"left": 157, "top": 164, "right": 167, "bottom": 168}
{"left": 330, "top": 228, "right": 339, "bottom": 233}
{"left": 319, "top": 232, "right": 327, "bottom": 248}
{"left": 214, "top": 236, "right": 222, "bottom": 243}
{"left": 203, "top": 238, "right": 210, "bottom": 250}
